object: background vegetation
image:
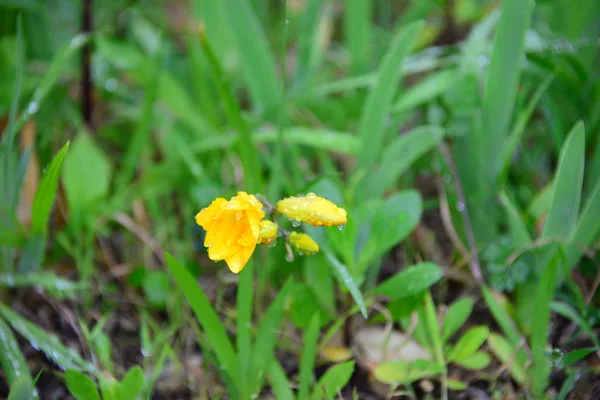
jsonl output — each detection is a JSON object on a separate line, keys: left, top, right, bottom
{"left": 1, "top": 0, "right": 599, "bottom": 398}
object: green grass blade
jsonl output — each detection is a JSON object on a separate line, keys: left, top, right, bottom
{"left": 164, "top": 252, "right": 241, "bottom": 391}
{"left": 0, "top": 304, "right": 93, "bottom": 373}
{"left": 501, "top": 75, "right": 554, "bottom": 178}
{"left": 344, "top": 0, "right": 372, "bottom": 74}
{"left": 310, "top": 361, "right": 355, "bottom": 400}
{"left": 392, "top": 69, "right": 460, "bottom": 113}
{"left": 0, "top": 272, "right": 88, "bottom": 297}
{"left": 487, "top": 333, "right": 526, "bottom": 385}
{"left": 7, "top": 375, "right": 35, "bottom": 400}
{"left": 549, "top": 302, "right": 600, "bottom": 348}
{"left": 355, "top": 20, "right": 423, "bottom": 177}
{"left": 542, "top": 121, "right": 585, "bottom": 239}
{"left": 221, "top": 0, "right": 280, "bottom": 111}
{"left": 480, "top": 0, "right": 534, "bottom": 181}
{"left": 529, "top": 255, "right": 559, "bottom": 397}
{"left": 324, "top": 249, "right": 368, "bottom": 318}
{"left": 295, "top": 0, "right": 324, "bottom": 86}
{"left": 566, "top": 174, "right": 600, "bottom": 266}
{"left": 237, "top": 263, "right": 253, "bottom": 394}
{"left": 200, "top": 32, "right": 262, "bottom": 191}
{"left": 30, "top": 141, "right": 69, "bottom": 235}
{"left": 249, "top": 279, "right": 293, "bottom": 395}
{"left": 298, "top": 313, "right": 320, "bottom": 400}
{"left": 0, "top": 317, "right": 31, "bottom": 388}
{"left": 481, "top": 286, "right": 521, "bottom": 346}
{"left": 499, "top": 191, "right": 532, "bottom": 247}
{"left": 363, "top": 125, "right": 444, "bottom": 200}
{"left": 267, "top": 360, "right": 295, "bottom": 400}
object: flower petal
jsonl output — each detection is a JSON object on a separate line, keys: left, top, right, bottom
{"left": 225, "top": 242, "right": 256, "bottom": 273}
{"left": 195, "top": 198, "right": 227, "bottom": 230}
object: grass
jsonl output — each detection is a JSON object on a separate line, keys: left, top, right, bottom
{"left": 1, "top": 0, "right": 600, "bottom": 399}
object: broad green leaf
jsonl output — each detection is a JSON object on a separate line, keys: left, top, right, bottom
{"left": 65, "top": 370, "right": 100, "bottom": 400}
{"left": 392, "top": 69, "right": 461, "bottom": 113}
{"left": 447, "top": 326, "right": 489, "bottom": 362}
{"left": 364, "top": 126, "right": 445, "bottom": 200}
{"left": 480, "top": 0, "right": 534, "bottom": 181}
{"left": 488, "top": 333, "right": 526, "bottom": 385}
{"left": 453, "top": 351, "right": 491, "bottom": 370}
{"left": 221, "top": 0, "right": 280, "bottom": 111}
{"left": 62, "top": 132, "right": 112, "bottom": 224}
{"left": 356, "top": 20, "right": 424, "bottom": 176}
{"left": 373, "top": 359, "right": 443, "bottom": 385}
{"left": 324, "top": 249, "right": 368, "bottom": 318}
{"left": 446, "top": 379, "right": 468, "bottom": 391}
{"left": 249, "top": 279, "right": 293, "bottom": 396}
{"left": 299, "top": 313, "right": 321, "bottom": 400}
{"left": 373, "top": 262, "right": 442, "bottom": 300}
{"left": 310, "top": 361, "right": 355, "bottom": 400}
{"left": 31, "top": 141, "right": 69, "bottom": 235}
{"left": 164, "top": 252, "right": 241, "bottom": 391}
{"left": 359, "top": 191, "right": 422, "bottom": 267}
{"left": 0, "top": 304, "right": 93, "bottom": 373}
{"left": 542, "top": 121, "right": 585, "bottom": 239}
{"left": 119, "top": 366, "right": 145, "bottom": 400}
{"left": 442, "top": 297, "right": 473, "bottom": 343}
{"left": 0, "top": 317, "right": 31, "bottom": 388}
{"left": 530, "top": 256, "right": 559, "bottom": 397}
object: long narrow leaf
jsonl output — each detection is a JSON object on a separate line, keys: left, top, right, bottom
{"left": 566, "top": 174, "right": 600, "bottom": 266}
{"left": 299, "top": 313, "right": 321, "bottom": 400}
{"left": 164, "top": 252, "right": 241, "bottom": 391}
{"left": 324, "top": 249, "right": 368, "bottom": 318}
{"left": 0, "top": 317, "right": 31, "bottom": 388}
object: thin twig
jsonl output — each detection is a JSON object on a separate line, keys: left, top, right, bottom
{"left": 437, "top": 142, "right": 484, "bottom": 285}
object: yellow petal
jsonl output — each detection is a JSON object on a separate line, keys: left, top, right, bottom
{"left": 195, "top": 198, "right": 227, "bottom": 230}
{"left": 225, "top": 242, "right": 256, "bottom": 273}
{"left": 276, "top": 193, "right": 347, "bottom": 227}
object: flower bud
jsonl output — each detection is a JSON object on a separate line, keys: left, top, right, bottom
{"left": 287, "top": 232, "right": 319, "bottom": 255}
{"left": 276, "top": 193, "right": 347, "bottom": 227}
{"left": 258, "top": 220, "right": 278, "bottom": 246}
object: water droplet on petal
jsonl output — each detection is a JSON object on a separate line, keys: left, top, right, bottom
{"left": 292, "top": 220, "right": 301, "bottom": 227}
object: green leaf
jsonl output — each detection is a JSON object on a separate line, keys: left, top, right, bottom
{"left": 542, "top": 121, "right": 585, "bottom": 240}
{"left": 221, "top": 0, "right": 280, "bottom": 110}
{"left": 249, "top": 279, "right": 293, "bottom": 396}
{"left": 446, "top": 379, "right": 468, "bottom": 391}
{"left": 0, "top": 317, "right": 31, "bottom": 388}
{"left": 30, "top": 141, "right": 70, "bottom": 235}
{"left": 373, "top": 359, "right": 443, "bottom": 385}
{"left": 304, "top": 254, "right": 336, "bottom": 316}
{"left": 295, "top": 0, "right": 326, "bottom": 85}
{"left": 453, "top": 351, "right": 491, "bottom": 370}
{"left": 373, "top": 262, "right": 442, "bottom": 300}
{"left": 566, "top": 173, "right": 600, "bottom": 266}
{"left": 142, "top": 271, "right": 170, "bottom": 309}
{"left": 447, "top": 326, "right": 489, "bottom": 362}
{"left": 65, "top": 370, "right": 100, "bottom": 400}
{"left": 13, "top": 34, "right": 91, "bottom": 134}
{"left": 310, "top": 361, "right": 355, "bottom": 400}
{"left": 355, "top": 20, "right": 424, "bottom": 176}
{"left": 481, "top": 286, "right": 521, "bottom": 346}
{"left": 480, "top": 0, "right": 534, "bottom": 180}
{"left": 359, "top": 191, "right": 422, "bottom": 267}
{"left": 364, "top": 126, "right": 445, "bottom": 200}
{"left": 0, "top": 272, "right": 88, "bottom": 298}
{"left": 164, "top": 252, "right": 241, "bottom": 391}
{"left": 499, "top": 191, "right": 532, "bottom": 248}
{"left": 62, "top": 132, "right": 112, "bottom": 224}
{"left": 324, "top": 249, "right": 368, "bottom": 318}
{"left": 236, "top": 263, "right": 253, "bottom": 390}
{"left": 7, "top": 375, "right": 35, "bottom": 400}
{"left": 392, "top": 69, "right": 461, "bottom": 113}
{"left": 267, "top": 360, "right": 295, "bottom": 400}
{"left": 563, "top": 348, "right": 597, "bottom": 366}
{"left": 0, "top": 304, "right": 93, "bottom": 373}
{"left": 344, "top": 0, "right": 372, "bottom": 73}
{"left": 119, "top": 366, "right": 145, "bottom": 400}
{"left": 549, "top": 302, "right": 600, "bottom": 348}
{"left": 530, "top": 256, "right": 559, "bottom": 397}
{"left": 298, "top": 313, "right": 321, "bottom": 400}
{"left": 488, "top": 333, "right": 526, "bottom": 385}
{"left": 442, "top": 297, "right": 473, "bottom": 343}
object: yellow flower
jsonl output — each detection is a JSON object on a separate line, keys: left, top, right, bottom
{"left": 194, "top": 191, "right": 265, "bottom": 273}
{"left": 276, "top": 193, "right": 347, "bottom": 227}
{"left": 287, "top": 232, "right": 319, "bottom": 255}
{"left": 258, "top": 220, "right": 278, "bottom": 246}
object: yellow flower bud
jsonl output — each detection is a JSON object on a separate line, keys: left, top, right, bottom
{"left": 287, "top": 232, "right": 319, "bottom": 255}
{"left": 258, "top": 220, "right": 278, "bottom": 246}
{"left": 276, "top": 193, "right": 347, "bottom": 227}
